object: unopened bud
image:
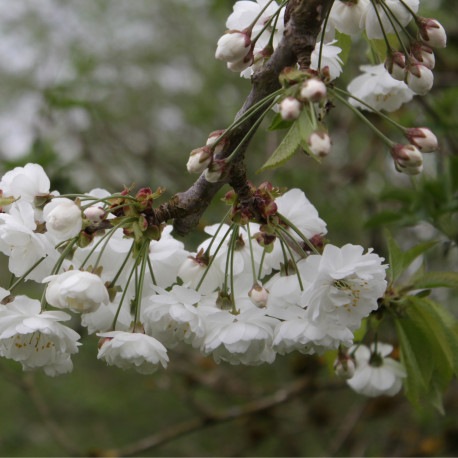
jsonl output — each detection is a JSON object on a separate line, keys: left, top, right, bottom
{"left": 187, "top": 146, "right": 213, "bottom": 174}
{"left": 391, "top": 144, "right": 423, "bottom": 175}
{"left": 205, "top": 159, "right": 227, "bottom": 183}
{"left": 215, "top": 30, "right": 251, "bottom": 62}
{"left": 84, "top": 206, "right": 105, "bottom": 223}
{"left": 405, "top": 127, "right": 438, "bottom": 153}
{"left": 405, "top": 63, "right": 434, "bottom": 95}
{"left": 334, "top": 355, "right": 356, "bottom": 379}
{"left": 410, "top": 42, "right": 435, "bottom": 70}
{"left": 279, "top": 97, "right": 302, "bottom": 121}
{"left": 417, "top": 17, "right": 447, "bottom": 49}
{"left": 227, "top": 54, "right": 253, "bottom": 72}
{"left": 248, "top": 284, "right": 269, "bottom": 308}
{"left": 299, "top": 78, "right": 327, "bottom": 103}
{"left": 307, "top": 131, "right": 331, "bottom": 158}
{"left": 206, "top": 130, "right": 226, "bottom": 155}
{"left": 385, "top": 51, "right": 406, "bottom": 81}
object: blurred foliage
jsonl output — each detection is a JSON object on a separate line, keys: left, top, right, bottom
{"left": 0, "top": 0, "right": 457, "bottom": 456}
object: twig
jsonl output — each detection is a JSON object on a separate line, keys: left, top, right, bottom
{"left": 114, "top": 376, "right": 313, "bottom": 457}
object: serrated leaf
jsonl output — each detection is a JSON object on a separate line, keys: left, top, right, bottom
{"left": 413, "top": 271, "right": 458, "bottom": 290}
{"left": 384, "top": 229, "right": 404, "bottom": 283}
{"left": 395, "top": 318, "right": 431, "bottom": 408}
{"left": 258, "top": 110, "right": 312, "bottom": 172}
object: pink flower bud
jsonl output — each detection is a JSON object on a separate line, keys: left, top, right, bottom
{"left": 299, "top": 78, "right": 327, "bottom": 103}
{"left": 405, "top": 63, "right": 434, "bottom": 95}
{"left": 187, "top": 146, "right": 213, "bottom": 174}
{"left": 215, "top": 30, "right": 251, "bottom": 62}
{"left": 385, "top": 51, "right": 406, "bottom": 81}
{"left": 307, "top": 131, "right": 332, "bottom": 157}
{"left": 84, "top": 206, "right": 105, "bottom": 223}
{"left": 391, "top": 144, "right": 423, "bottom": 175}
{"left": 417, "top": 17, "right": 447, "bottom": 48}
{"left": 279, "top": 97, "right": 302, "bottom": 121}
{"left": 405, "top": 127, "right": 438, "bottom": 153}
{"left": 248, "top": 284, "right": 269, "bottom": 308}
{"left": 410, "top": 42, "right": 435, "bottom": 70}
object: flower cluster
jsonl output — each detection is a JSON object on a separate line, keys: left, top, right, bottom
{"left": 0, "top": 164, "right": 395, "bottom": 388}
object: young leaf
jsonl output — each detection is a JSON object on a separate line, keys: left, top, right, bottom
{"left": 402, "top": 241, "right": 437, "bottom": 273}
{"left": 258, "top": 110, "right": 311, "bottom": 172}
{"left": 413, "top": 271, "right": 458, "bottom": 290}
{"left": 384, "top": 229, "right": 404, "bottom": 283}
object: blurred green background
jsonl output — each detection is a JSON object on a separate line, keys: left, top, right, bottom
{"left": 0, "top": 0, "right": 457, "bottom": 456}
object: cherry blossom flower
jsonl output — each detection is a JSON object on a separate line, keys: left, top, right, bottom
{"left": 310, "top": 41, "right": 343, "bottom": 81}
{"left": 347, "top": 343, "right": 406, "bottom": 397}
{"left": 44, "top": 270, "right": 110, "bottom": 313}
{"left": 329, "top": 0, "right": 369, "bottom": 36}
{"left": 97, "top": 330, "right": 169, "bottom": 374}
{"left": 43, "top": 197, "right": 83, "bottom": 242}
{"left": 0, "top": 295, "right": 80, "bottom": 376}
{"left": 348, "top": 64, "right": 414, "bottom": 112}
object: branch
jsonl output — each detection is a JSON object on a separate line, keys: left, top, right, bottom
{"left": 114, "top": 376, "right": 312, "bottom": 457}
{"left": 165, "top": 0, "right": 334, "bottom": 235}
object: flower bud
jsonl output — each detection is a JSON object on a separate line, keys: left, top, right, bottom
{"left": 187, "top": 146, "right": 213, "bottom": 174}
{"left": 384, "top": 51, "right": 406, "bottom": 81}
{"left": 307, "top": 131, "right": 331, "bottom": 158}
{"left": 405, "top": 63, "right": 434, "bottom": 95}
{"left": 205, "top": 159, "right": 227, "bottom": 183}
{"left": 417, "top": 17, "right": 447, "bottom": 48}
{"left": 226, "top": 54, "right": 253, "bottom": 72}
{"left": 410, "top": 42, "right": 435, "bottom": 70}
{"left": 206, "top": 130, "right": 226, "bottom": 155}
{"left": 248, "top": 284, "right": 269, "bottom": 308}
{"left": 215, "top": 30, "right": 251, "bottom": 62}
{"left": 334, "top": 355, "right": 356, "bottom": 379}
{"left": 43, "top": 198, "right": 83, "bottom": 241}
{"left": 405, "top": 127, "right": 438, "bottom": 153}
{"left": 299, "top": 78, "right": 327, "bottom": 103}
{"left": 279, "top": 97, "right": 302, "bottom": 121}
{"left": 84, "top": 206, "right": 105, "bottom": 223}
{"left": 391, "top": 144, "right": 423, "bottom": 175}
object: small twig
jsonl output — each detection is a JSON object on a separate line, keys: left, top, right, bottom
{"left": 20, "top": 372, "right": 81, "bottom": 456}
{"left": 114, "top": 376, "right": 313, "bottom": 457}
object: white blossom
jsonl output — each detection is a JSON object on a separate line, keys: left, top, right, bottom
{"left": 0, "top": 295, "right": 80, "bottom": 376}
{"left": 44, "top": 270, "right": 110, "bottom": 313}
{"left": 97, "top": 330, "right": 169, "bottom": 374}
{"left": 347, "top": 343, "right": 406, "bottom": 397}
{"left": 361, "top": 0, "right": 419, "bottom": 40}
{"left": 310, "top": 41, "right": 343, "bottom": 81}
{"left": 329, "top": 0, "right": 369, "bottom": 36}
{"left": 43, "top": 198, "right": 83, "bottom": 242}
{"left": 348, "top": 64, "right": 414, "bottom": 112}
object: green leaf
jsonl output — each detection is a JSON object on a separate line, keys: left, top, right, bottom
{"left": 402, "top": 241, "right": 437, "bottom": 273}
{"left": 364, "top": 210, "right": 403, "bottom": 228}
{"left": 268, "top": 112, "right": 294, "bottom": 131}
{"left": 258, "top": 110, "right": 312, "bottom": 172}
{"left": 413, "top": 271, "right": 458, "bottom": 290}
{"left": 384, "top": 229, "right": 404, "bottom": 283}
{"left": 334, "top": 31, "right": 351, "bottom": 64}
